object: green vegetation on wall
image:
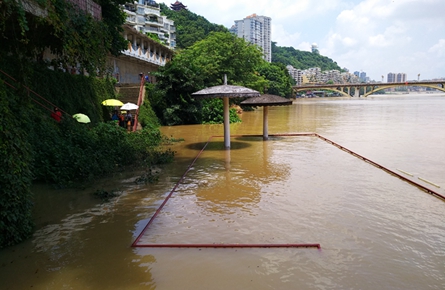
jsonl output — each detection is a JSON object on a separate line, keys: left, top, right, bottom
{"left": 0, "top": 0, "right": 127, "bottom": 75}
{"left": 0, "top": 80, "right": 34, "bottom": 248}
{"left": 0, "top": 56, "right": 173, "bottom": 249}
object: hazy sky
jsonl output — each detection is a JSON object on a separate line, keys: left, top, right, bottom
{"left": 162, "top": 0, "right": 445, "bottom": 81}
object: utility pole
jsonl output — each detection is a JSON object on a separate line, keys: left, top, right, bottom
{"left": 381, "top": 75, "right": 384, "bottom": 82}
{"left": 418, "top": 74, "right": 420, "bottom": 81}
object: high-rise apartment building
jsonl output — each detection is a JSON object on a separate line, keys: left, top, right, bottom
{"left": 387, "top": 72, "right": 396, "bottom": 83}
{"left": 123, "top": 0, "right": 176, "bottom": 49}
{"left": 396, "top": 73, "right": 407, "bottom": 82}
{"left": 387, "top": 72, "right": 406, "bottom": 83}
{"left": 230, "top": 14, "right": 272, "bottom": 62}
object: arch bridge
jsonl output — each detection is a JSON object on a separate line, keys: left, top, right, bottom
{"left": 293, "top": 81, "right": 445, "bottom": 97}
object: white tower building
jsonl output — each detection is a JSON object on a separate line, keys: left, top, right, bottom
{"left": 230, "top": 14, "right": 271, "bottom": 62}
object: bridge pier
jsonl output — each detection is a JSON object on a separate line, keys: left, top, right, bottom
{"left": 354, "top": 87, "right": 360, "bottom": 97}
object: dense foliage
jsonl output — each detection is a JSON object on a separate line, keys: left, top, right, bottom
{"left": 0, "top": 79, "right": 34, "bottom": 248}
{"left": 0, "top": 57, "right": 173, "bottom": 248}
{"left": 256, "top": 62, "right": 294, "bottom": 96}
{"left": 159, "top": 3, "right": 229, "bottom": 49}
{"left": 0, "top": 0, "right": 127, "bottom": 75}
{"left": 148, "top": 31, "right": 271, "bottom": 125}
{"left": 271, "top": 42, "right": 343, "bottom": 71}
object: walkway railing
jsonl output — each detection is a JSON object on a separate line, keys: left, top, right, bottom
{"left": 132, "top": 73, "right": 146, "bottom": 132}
{"left": 0, "top": 69, "right": 69, "bottom": 117}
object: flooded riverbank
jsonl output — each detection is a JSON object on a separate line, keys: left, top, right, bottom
{"left": 1, "top": 94, "right": 444, "bottom": 289}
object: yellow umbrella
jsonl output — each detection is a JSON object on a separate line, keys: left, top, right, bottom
{"left": 102, "top": 99, "right": 124, "bottom": 106}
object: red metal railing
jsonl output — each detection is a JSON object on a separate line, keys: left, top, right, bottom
{"left": 132, "top": 73, "right": 145, "bottom": 131}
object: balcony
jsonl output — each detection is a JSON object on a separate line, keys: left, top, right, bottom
{"left": 145, "top": 27, "right": 160, "bottom": 33}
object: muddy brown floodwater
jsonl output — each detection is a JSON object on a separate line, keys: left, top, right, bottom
{"left": 1, "top": 93, "right": 445, "bottom": 289}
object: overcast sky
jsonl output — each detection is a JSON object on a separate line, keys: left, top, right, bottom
{"left": 161, "top": 0, "right": 444, "bottom": 81}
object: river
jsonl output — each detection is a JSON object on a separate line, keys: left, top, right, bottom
{"left": 1, "top": 93, "right": 444, "bottom": 289}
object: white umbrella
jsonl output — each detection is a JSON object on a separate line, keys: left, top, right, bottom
{"left": 120, "top": 102, "right": 139, "bottom": 110}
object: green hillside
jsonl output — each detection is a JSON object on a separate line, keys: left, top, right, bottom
{"left": 160, "top": 3, "right": 228, "bottom": 49}
{"left": 271, "top": 42, "right": 343, "bottom": 71}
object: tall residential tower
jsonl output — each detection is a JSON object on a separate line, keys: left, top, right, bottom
{"left": 230, "top": 14, "right": 271, "bottom": 62}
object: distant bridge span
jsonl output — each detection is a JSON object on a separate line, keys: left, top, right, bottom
{"left": 293, "top": 81, "right": 445, "bottom": 97}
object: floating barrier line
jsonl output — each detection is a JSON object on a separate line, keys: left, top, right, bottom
{"left": 135, "top": 243, "right": 321, "bottom": 249}
{"left": 418, "top": 177, "right": 440, "bottom": 188}
{"left": 132, "top": 132, "right": 443, "bottom": 249}
{"left": 314, "top": 134, "right": 445, "bottom": 202}
{"left": 131, "top": 136, "right": 213, "bottom": 247}
{"left": 132, "top": 134, "right": 320, "bottom": 249}
{"left": 397, "top": 169, "right": 414, "bottom": 177}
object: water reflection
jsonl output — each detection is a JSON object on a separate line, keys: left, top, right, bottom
{"left": 192, "top": 137, "right": 291, "bottom": 212}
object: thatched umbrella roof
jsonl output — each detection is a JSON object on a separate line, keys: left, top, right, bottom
{"left": 240, "top": 94, "right": 293, "bottom": 106}
{"left": 192, "top": 85, "right": 261, "bottom": 99}
{"left": 241, "top": 94, "right": 293, "bottom": 140}
{"left": 191, "top": 76, "right": 260, "bottom": 149}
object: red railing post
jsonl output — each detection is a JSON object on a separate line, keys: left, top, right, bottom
{"left": 132, "top": 73, "right": 145, "bottom": 132}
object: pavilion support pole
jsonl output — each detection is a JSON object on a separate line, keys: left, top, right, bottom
{"left": 223, "top": 96, "right": 230, "bottom": 149}
{"left": 263, "top": 106, "right": 269, "bottom": 140}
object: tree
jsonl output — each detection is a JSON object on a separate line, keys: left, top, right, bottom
{"left": 150, "top": 31, "right": 268, "bottom": 125}
{"left": 159, "top": 3, "right": 228, "bottom": 49}
{"left": 256, "top": 62, "right": 293, "bottom": 97}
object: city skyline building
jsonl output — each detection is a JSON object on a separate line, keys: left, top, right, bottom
{"left": 229, "top": 14, "right": 272, "bottom": 62}
{"left": 387, "top": 72, "right": 407, "bottom": 83}
{"left": 387, "top": 72, "right": 396, "bottom": 83}
{"left": 397, "top": 73, "right": 407, "bottom": 82}
{"left": 286, "top": 65, "right": 360, "bottom": 85}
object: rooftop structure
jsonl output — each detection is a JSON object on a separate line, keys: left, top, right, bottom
{"left": 311, "top": 43, "right": 319, "bottom": 54}
{"left": 170, "top": 1, "right": 187, "bottom": 11}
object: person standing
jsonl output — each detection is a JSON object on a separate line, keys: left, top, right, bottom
{"left": 118, "top": 112, "right": 125, "bottom": 128}
{"left": 126, "top": 111, "right": 133, "bottom": 131}
{"left": 51, "top": 107, "right": 62, "bottom": 122}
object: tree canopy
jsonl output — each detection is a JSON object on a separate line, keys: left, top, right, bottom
{"left": 148, "top": 31, "right": 271, "bottom": 125}
{"left": 256, "top": 62, "right": 294, "bottom": 96}
{"left": 159, "top": 3, "right": 229, "bottom": 49}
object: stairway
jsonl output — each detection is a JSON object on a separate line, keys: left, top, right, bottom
{"left": 115, "top": 83, "right": 145, "bottom": 131}
{"left": 115, "top": 84, "right": 141, "bottom": 104}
